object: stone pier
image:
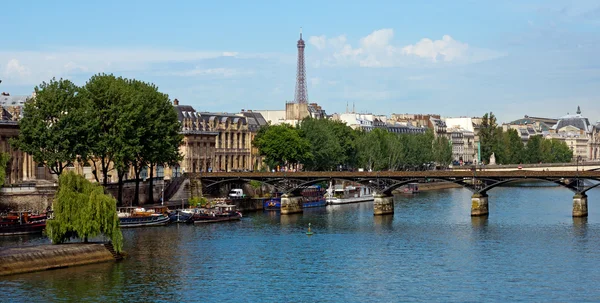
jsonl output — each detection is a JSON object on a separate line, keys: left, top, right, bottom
{"left": 280, "top": 194, "right": 303, "bottom": 215}
{"left": 373, "top": 194, "right": 394, "bottom": 216}
{"left": 572, "top": 193, "right": 588, "bottom": 217}
{"left": 471, "top": 193, "right": 489, "bottom": 216}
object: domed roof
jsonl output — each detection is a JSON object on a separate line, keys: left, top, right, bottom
{"left": 554, "top": 107, "right": 592, "bottom": 132}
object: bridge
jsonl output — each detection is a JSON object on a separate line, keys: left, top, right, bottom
{"left": 187, "top": 170, "right": 600, "bottom": 218}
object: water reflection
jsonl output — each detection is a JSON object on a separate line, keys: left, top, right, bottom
{"left": 373, "top": 215, "right": 393, "bottom": 233}
{"left": 572, "top": 216, "right": 588, "bottom": 238}
{"left": 470, "top": 216, "right": 489, "bottom": 230}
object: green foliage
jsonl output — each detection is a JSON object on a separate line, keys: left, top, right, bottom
{"left": 0, "top": 153, "right": 10, "bottom": 187}
{"left": 432, "top": 136, "right": 453, "bottom": 166}
{"left": 12, "top": 78, "right": 90, "bottom": 175}
{"left": 46, "top": 172, "right": 123, "bottom": 253}
{"left": 479, "top": 112, "right": 498, "bottom": 164}
{"left": 253, "top": 124, "right": 312, "bottom": 169}
{"left": 299, "top": 118, "right": 344, "bottom": 170}
{"left": 188, "top": 196, "right": 208, "bottom": 208}
{"left": 355, "top": 128, "right": 437, "bottom": 171}
{"left": 478, "top": 119, "right": 573, "bottom": 164}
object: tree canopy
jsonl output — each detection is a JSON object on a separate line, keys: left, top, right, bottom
{"left": 11, "top": 78, "right": 90, "bottom": 175}
{"left": 46, "top": 172, "right": 123, "bottom": 253}
{"left": 253, "top": 124, "right": 312, "bottom": 169}
{"left": 478, "top": 112, "right": 573, "bottom": 164}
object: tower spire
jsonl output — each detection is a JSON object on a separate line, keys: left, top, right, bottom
{"left": 294, "top": 28, "right": 308, "bottom": 104}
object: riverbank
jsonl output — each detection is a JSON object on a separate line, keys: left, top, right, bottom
{"left": 0, "top": 243, "right": 120, "bottom": 276}
{"left": 391, "top": 182, "right": 461, "bottom": 194}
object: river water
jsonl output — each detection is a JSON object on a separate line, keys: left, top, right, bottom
{"left": 1, "top": 186, "right": 600, "bottom": 302}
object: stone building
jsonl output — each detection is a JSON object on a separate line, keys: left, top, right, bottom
{"left": 0, "top": 94, "right": 54, "bottom": 184}
{"left": 545, "top": 107, "right": 600, "bottom": 161}
{"left": 502, "top": 115, "right": 557, "bottom": 144}
{"left": 173, "top": 100, "right": 266, "bottom": 173}
{"left": 447, "top": 127, "right": 475, "bottom": 164}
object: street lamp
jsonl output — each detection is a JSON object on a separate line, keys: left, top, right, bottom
{"left": 576, "top": 155, "right": 582, "bottom": 190}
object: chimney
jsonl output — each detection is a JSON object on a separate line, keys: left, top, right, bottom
{"left": 173, "top": 99, "right": 179, "bottom": 106}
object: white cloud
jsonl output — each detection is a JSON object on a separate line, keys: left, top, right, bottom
{"left": 309, "top": 29, "right": 504, "bottom": 67}
{"left": 0, "top": 48, "right": 247, "bottom": 85}
{"left": 401, "top": 35, "right": 469, "bottom": 62}
{"left": 167, "top": 67, "right": 250, "bottom": 77}
{"left": 310, "top": 77, "right": 321, "bottom": 86}
{"left": 5, "top": 59, "right": 30, "bottom": 77}
{"left": 308, "top": 35, "right": 327, "bottom": 50}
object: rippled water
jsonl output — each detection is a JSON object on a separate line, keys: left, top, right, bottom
{"left": 2, "top": 187, "right": 600, "bottom": 302}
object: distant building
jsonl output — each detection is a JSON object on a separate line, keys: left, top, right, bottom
{"left": 173, "top": 99, "right": 267, "bottom": 173}
{"left": 502, "top": 115, "right": 557, "bottom": 144}
{"left": 333, "top": 112, "right": 425, "bottom": 134}
{"left": 447, "top": 127, "right": 475, "bottom": 164}
{"left": 443, "top": 117, "right": 482, "bottom": 163}
{"left": 545, "top": 107, "right": 600, "bottom": 161}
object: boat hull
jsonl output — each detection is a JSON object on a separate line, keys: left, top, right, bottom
{"left": 191, "top": 214, "right": 242, "bottom": 224}
{"left": 0, "top": 221, "right": 46, "bottom": 236}
{"left": 327, "top": 196, "right": 374, "bottom": 205}
{"left": 302, "top": 198, "right": 327, "bottom": 208}
{"left": 119, "top": 215, "right": 170, "bottom": 228}
{"left": 263, "top": 198, "right": 281, "bottom": 211}
{"left": 168, "top": 211, "right": 194, "bottom": 223}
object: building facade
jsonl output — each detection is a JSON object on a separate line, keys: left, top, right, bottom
{"left": 545, "top": 107, "right": 600, "bottom": 161}
{"left": 174, "top": 100, "right": 266, "bottom": 173}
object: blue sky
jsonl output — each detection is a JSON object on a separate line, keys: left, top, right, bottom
{"left": 1, "top": 0, "right": 599, "bottom": 123}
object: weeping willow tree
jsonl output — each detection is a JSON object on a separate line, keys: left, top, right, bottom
{"left": 47, "top": 172, "right": 123, "bottom": 252}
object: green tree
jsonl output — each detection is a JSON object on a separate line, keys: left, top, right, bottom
{"left": 355, "top": 130, "right": 380, "bottom": 171}
{"left": 330, "top": 120, "right": 359, "bottom": 169}
{"left": 524, "top": 135, "right": 543, "bottom": 163}
{"left": 46, "top": 172, "right": 123, "bottom": 253}
{"left": 253, "top": 124, "right": 312, "bottom": 170}
{"left": 12, "top": 78, "right": 90, "bottom": 176}
{"left": 127, "top": 80, "right": 182, "bottom": 205}
{"left": 81, "top": 74, "right": 132, "bottom": 186}
{"left": 479, "top": 112, "right": 499, "bottom": 164}
{"left": 432, "top": 136, "right": 453, "bottom": 167}
{"left": 299, "top": 118, "right": 343, "bottom": 170}
{"left": 503, "top": 129, "right": 524, "bottom": 164}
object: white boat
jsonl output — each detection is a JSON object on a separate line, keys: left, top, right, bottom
{"left": 326, "top": 184, "right": 374, "bottom": 205}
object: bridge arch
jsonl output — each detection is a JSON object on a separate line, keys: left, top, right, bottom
{"left": 477, "top": 177, "right": 579, "bottom": 194}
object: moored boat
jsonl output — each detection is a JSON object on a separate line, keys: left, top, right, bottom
{"left": 401, "top": 183, "right": 420, "bottom": 194}
{"left": 326, "top": 184, "right": 374, "bottom": 205}
{"left": 263, "top": 197, "right": 281, "bottom": 211}
{"left": 301, "top": 186, "right": 327, "bottom": 208}
{"left": 0, "top": 211, "right": 48, "bottom": 236}
{"left": 168, "top": 209, "right": 195, "bottom": 223}
{"left": 190, "top": 204, "right": 242, "bottom": 224}
{"left": 118, "top": 207, "right": 170, "bottom": 228}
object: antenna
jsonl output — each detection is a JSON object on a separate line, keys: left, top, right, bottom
{"left": 300, "top": 27, "right": 302, "bottom": 39}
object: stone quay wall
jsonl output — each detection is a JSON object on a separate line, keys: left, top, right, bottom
{"left": 0, "top": 243, "right": 116, "bottom": 276}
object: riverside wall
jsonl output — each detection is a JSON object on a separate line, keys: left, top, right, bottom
{"left": 0, "top": 243, "right": 117, "bottom": 276}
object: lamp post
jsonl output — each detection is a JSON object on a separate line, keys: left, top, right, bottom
{"left": 576, "top": 155, "right": 582, "bottom": 191}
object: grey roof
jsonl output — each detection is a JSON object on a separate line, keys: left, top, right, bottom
{"left": 554, "top": 114, "right": 591, "bottom": 132}
{"left": 0, "top": 95, "right": 27, "bottom": 107}
{"left": 241, "top": 112, "right": 268, "bottom": 126}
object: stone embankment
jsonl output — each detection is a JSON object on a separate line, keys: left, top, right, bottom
{"left": 0, "top": 243, "right": 120, "bottom": 276}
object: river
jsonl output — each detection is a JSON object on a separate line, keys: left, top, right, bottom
{"left": 1, "top": 187, "right": 600, "bottom": 302}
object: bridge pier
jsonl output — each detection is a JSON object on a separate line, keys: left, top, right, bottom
{"left": 373, "top": 194, "right": 394, "bottom": 216}
{"left": 280, "top": 194, "right": 303, "bottom": 215}
{"left": 573, "top": 193, "right": 588, "bottom": 217}
{"left": 471, "top": 193, "right": 489, "bottom": 217}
